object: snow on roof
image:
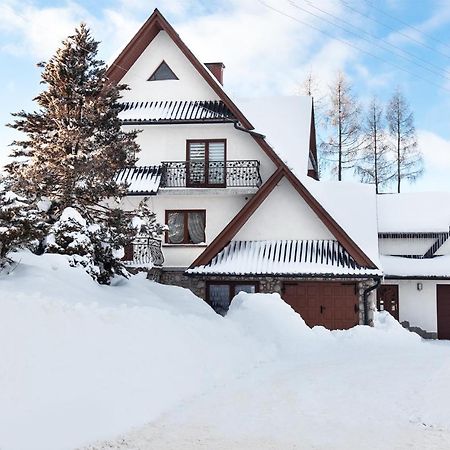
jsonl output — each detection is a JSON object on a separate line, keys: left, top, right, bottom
{"left": 115, "top": 166, "right": 161, "bottom": 195}
{"left": 377, "top": 192, "right": 450, "bottom": 233}
{"left": 381, "top": 255, "right": 450, "bottom": 278}
{"left": 304, "top": 179, "right": 381, "bottom": 268}
{"left": 236, "top": 96, "right": 312, "bottom": 179}
{"left": 119, "top": 100, "right": 236, "bottom": 123}
{"left": 236, "top": 96, "right": 380, "bottom": 269}
{"left": 188, "top": 240, "right": 382, "bottom": 277}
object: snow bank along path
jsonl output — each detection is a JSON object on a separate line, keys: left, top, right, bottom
{"left": 1, "top": 252, "right": 450, "bottom": 450}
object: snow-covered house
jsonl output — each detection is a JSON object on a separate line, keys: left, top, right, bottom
{"left": 377, "top": 193, "right": 450, "bottom": 339}
{"left": 108, "top": 9, "right": 382, "bottom": 330}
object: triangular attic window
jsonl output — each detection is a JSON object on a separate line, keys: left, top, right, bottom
{"left": 148, "top": 61, "right": 179, "bottom": 81}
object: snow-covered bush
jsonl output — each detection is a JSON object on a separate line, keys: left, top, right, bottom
{"left": 0, "top": 177, "right": 45, "bottom": 266}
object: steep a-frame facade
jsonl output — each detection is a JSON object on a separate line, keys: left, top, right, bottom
{"left": 109, "top": 9, "right": 381, "bottom": 330}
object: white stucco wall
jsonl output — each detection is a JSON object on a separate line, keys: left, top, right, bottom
{"left": 119, "top": 30, "right": 218, "bottom": 102}
{"left": 235, "top": 177, "right": 334, "bottom": 241}
{"left": 382, "top": 279, "right": 450, "bottom": 333}
{"left": 436, "top": 239, "right": 450, "bottom": 255}
{"left": 121, "top": 193, "right": 249, "bottom": 268}
{"left": 378, "top": 238, "right": 436, "bottom": 256}
{"left": 126, "top": 123, "right": 276, "bottom": 184}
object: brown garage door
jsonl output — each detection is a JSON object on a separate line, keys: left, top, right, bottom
{"left": 437, "top": 285, "right": 450, "bottom": 340}
{"left": 282, "top": 282, "right": 359, "bottom": 330}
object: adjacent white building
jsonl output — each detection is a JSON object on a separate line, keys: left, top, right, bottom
{"left": 377, "top": 193, "right": 450, "bottom": 338}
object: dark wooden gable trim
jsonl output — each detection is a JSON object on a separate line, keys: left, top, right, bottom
{"left": 282, "top": 169, "right": 376, "bottom": 268}
{"left": 190, "top": 168, "right": 284, "bottom": 268}
{"left": 190, "top": 166, "right": 377, "bottom": 270}
{"left": 245, "top": 136, "right": 376, "bottom": 268}
{"left": 105, "top": 8, "right": 253, "bottom": 130}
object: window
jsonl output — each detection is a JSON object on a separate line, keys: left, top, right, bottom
{"left": 166, "top": 210, "right": 206, "bottom": 244}
{"left": 148, "top": 61, "right": 179, "bottom": 81}
{"left": 186, "top": 140, "right": 226, "bottom": 187}
{"left": 207, "top": 282, "right": 258, "bottom": 315}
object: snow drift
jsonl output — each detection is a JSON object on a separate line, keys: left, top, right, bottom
{"left": 1, "top": 251, "right": 450, "bottom": 450}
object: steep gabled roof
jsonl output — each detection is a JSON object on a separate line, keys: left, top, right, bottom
{"left": 106, "top": 8, "right": 253, "bottom": 129}
{"left": 108, "top": 9, "right": 378, "bottom": 272}
{"left": 190, "top": 166, "right": 377, "bottom": 270}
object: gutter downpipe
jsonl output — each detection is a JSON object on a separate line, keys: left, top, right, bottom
{"left": 363, "top": 277, "right": 381, "bottom": 326}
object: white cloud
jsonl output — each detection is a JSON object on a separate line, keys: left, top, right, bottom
{"left": 418, "top": 129, "right": 450, "bottom": 170}
{"left": 404, "top": 129, "right": 450, "bottom": 192}
{"left": 163, "top": 0, "right": 360, "bottom": 97}
{"left": 0, "top": 0, "right": 93, "bottom": 60}
{"left": 387, "top": 2, "right": 450, "bottom": 48}
{"left": 0, "top": 0, "right": 384, "bottom": 98}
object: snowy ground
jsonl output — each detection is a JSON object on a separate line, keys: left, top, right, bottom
{"left": 2, "top": 251, "right": 450, "bottom": 450}
{"left": 84, "top": 323, "right": 450, "bottom": 450}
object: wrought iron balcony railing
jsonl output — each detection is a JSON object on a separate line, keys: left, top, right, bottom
{"left": 160, "top": 160, "right": 262, "bottom": 188}
{"left": 122, "top": 237, "right": 164, "bottom": 267}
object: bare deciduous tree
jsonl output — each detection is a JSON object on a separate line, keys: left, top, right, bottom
{"left": 321, "top": 72, "right": 362, "bottom": 181}
{"left": 356, "top": 97, "right": 395, "bottom": 193}
{"left": 386, "top": 88, "right": 423, "bottom": 193}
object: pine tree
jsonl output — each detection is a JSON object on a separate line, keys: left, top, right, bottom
{"left": 355, "top": 97, "right": 395, "bottom": 193}
{"left": 0, "top": 176, "right": 45, "bottom": 266}
{"left": 6, "top": 24, "right": 162, "bottom": 282}
{"left": 386, "top": 88, "right": 423, "bottom": 193}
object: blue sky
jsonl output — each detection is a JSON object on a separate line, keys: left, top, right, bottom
{"left": 1, "top": 0, "right": 450, "bottom": 192}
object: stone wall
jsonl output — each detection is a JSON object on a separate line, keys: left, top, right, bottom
{"left": 158, "top": 270, "right": 206, "bottom": 299}
{"left": 156, "top": 271, "right": 376, "bottom": 326}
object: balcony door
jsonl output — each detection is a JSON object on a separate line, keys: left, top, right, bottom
{"left": 187, "top": 139, "right": 226, "bottom": 187}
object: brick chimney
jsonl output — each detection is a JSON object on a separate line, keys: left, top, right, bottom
{"left": 205, "top": 62, "right": 225, "bottom": 85}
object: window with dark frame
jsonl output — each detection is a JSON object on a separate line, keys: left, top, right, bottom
{"left": 166, "top": 210, "right": 206, "bottom": 244}
{"left": 207, "top": 282, "right": 258, "bottom": 315}
{"left": 187, "top": 139, "right": 226, "bottom": 187}
{"left": 148, "top": 61, "right": 179, "bottom": 81}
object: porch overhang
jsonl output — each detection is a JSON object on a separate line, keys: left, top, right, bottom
{"left": 187, "top": 240, "right": 382, "bottom": 278}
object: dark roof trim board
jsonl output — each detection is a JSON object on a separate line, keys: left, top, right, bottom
{"left": 120, "top": 100, "right": 236, "bottom": 124}
{"left": 282, "top": 168, "right": 376, "bottom": 268}
{"left": 105, "top": 9, "right": 253, "bottom": 129}
{"left": 379, "top": 232, "right": 449, "bottom": 238}
{"left": 385, "top": 275, "right": 450, "bottom": 280}
{"left": 238, "top": 132, "right": 359, "bottom": 257}
{"left": 189, "top": 273, "right": 378, "bottom": 280}
{"left": 189, "top": 167, "right": 377, "bottom": 270}
{"left": 189, "top": 168, "right": 284, "bottom": 269}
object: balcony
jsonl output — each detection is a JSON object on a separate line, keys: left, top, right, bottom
{"left": 122, "top": 237, "right": 164, "bottom": 267}
{"left": 160, "top": 160, "right": 262, "bottom": 189}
